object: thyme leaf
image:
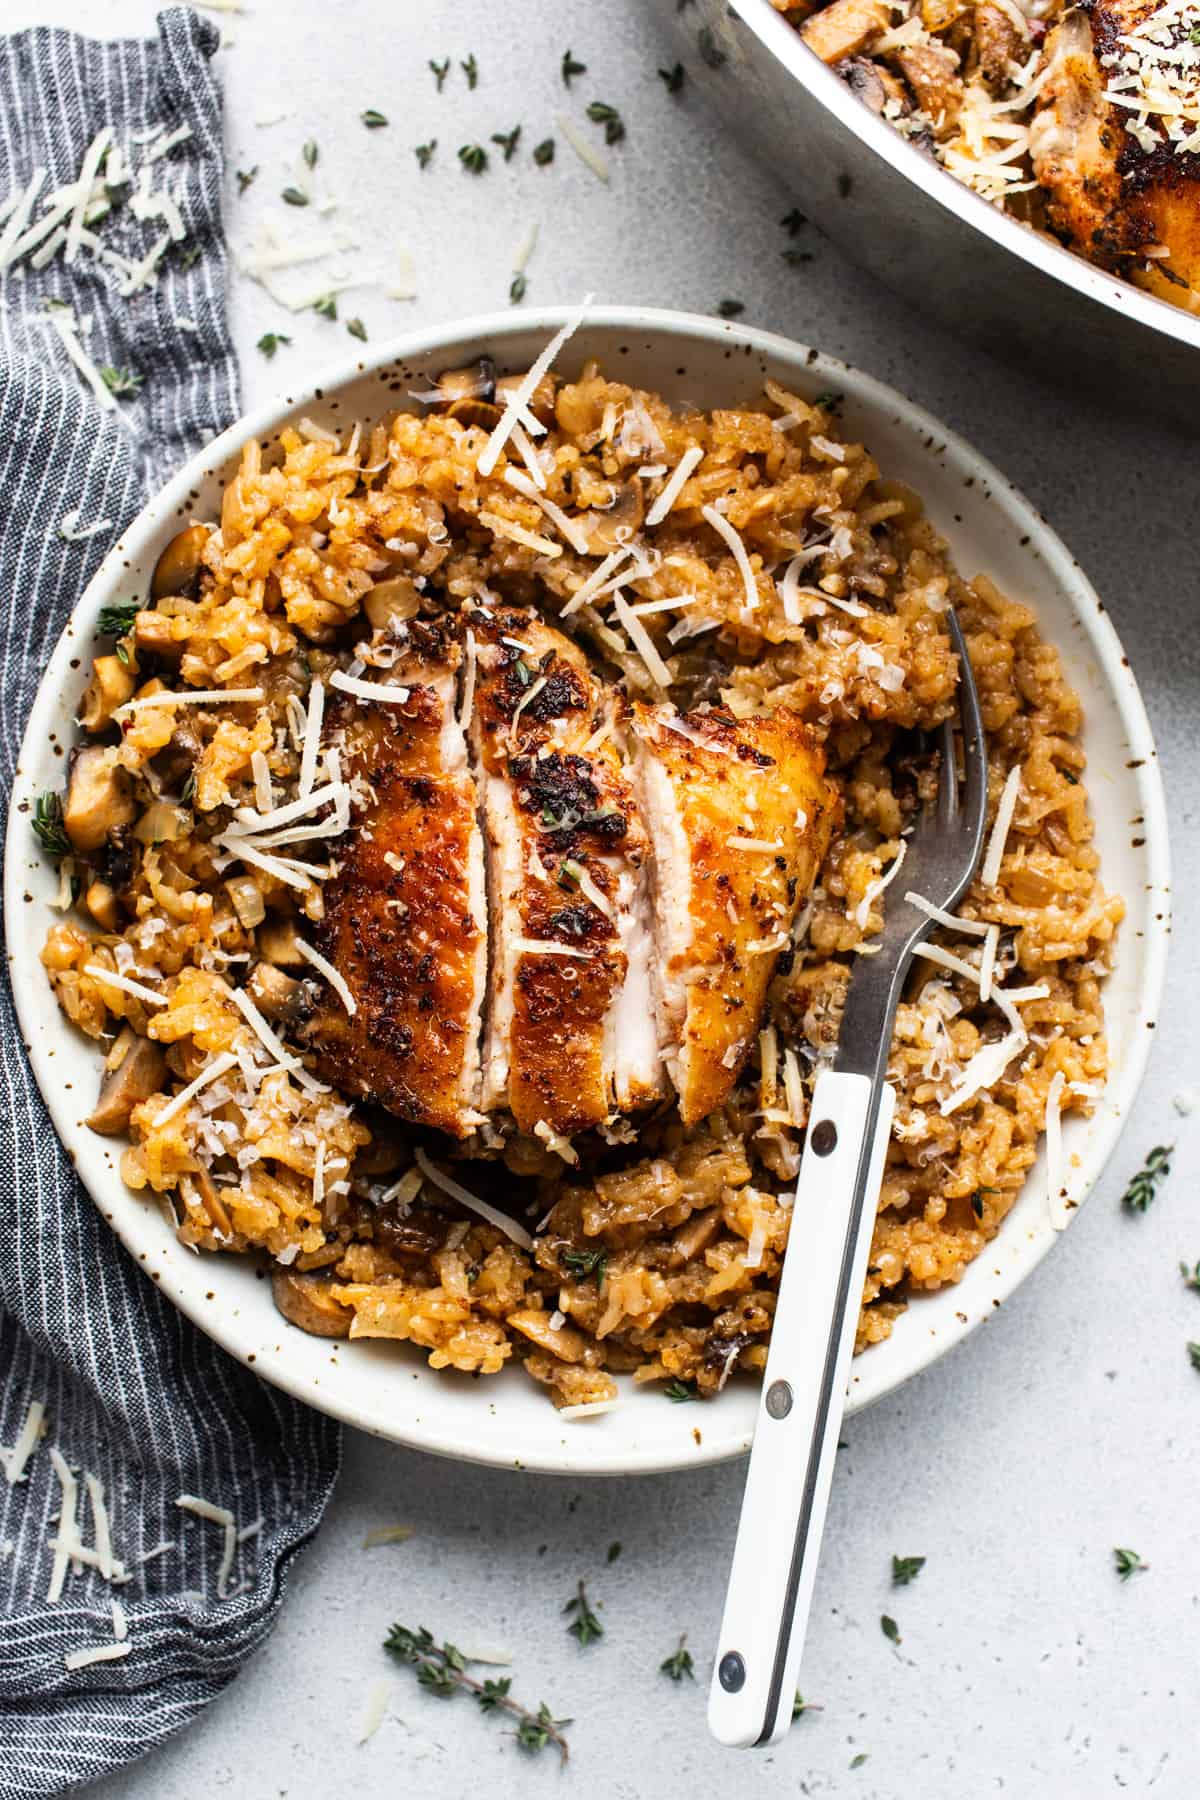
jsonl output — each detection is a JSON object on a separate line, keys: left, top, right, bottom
{"left": 716, "top": 299, "right": 744, "bottom": 318}
{"left": 302, "top": 139, "right": 318, "bottom": 169}
{"left": 429, "top": 58, "right": 450, "bottom": 91}
{"left": 256, "top": 332, "right": 291, "bottom": 359}
{"left": 236, "top": 165, "right": 258, "bottom": 194}
{"left": 663, "top": 1379, "right": 696, "bottom": 1402}
{"left": 562, "top": 49, "right": 587, "bottom": 86}
{"left": 32, "top": 793, "right": 70, "bottom": 857}
{"left": 1121, "top": 1145, "right": 1172, "bottom": 1211}
{"left": 311, "top": 294, "right": 338, "bottom": 321}
{"left": 492, "top": 125, "right": 521, "bottom": 162}
{"left": 361, "top": 109, "right": 388, "bottom": 129}
{"left": 564, "top": 1579, "right": 603, "bottom": 1647}
{"left": 586, "top": 100, "right": 626, "bottom": 145}
{"left": 533, "top": 137, "right": 555, "bottom": 165}
{"left": 281, "top": 186, "right": 309, "bottom": 207}
{"left": 880, "top": 1614, "right": 901, "bottom": 1645}
{"left": 1113, "top": 1547, "right": 1147, "bottom": 1580}
{"left": 458, "top": 144, "right": 488, "bottom": 174}
{"left": 658, "top": 62, "right": 686, "bottom": 92}
{"left": 509, "top": 274, "right": 527, "bottom": 305}
{"left": 560, "top": 1246, "right": 607, "bottom": 1287}
{"left": 415, "top": 140, "right": 437, "bottom": 169}
{"left": 891, "top": 1554, "right": 925, "bottom": 1586}
{"left": 660, "top": 1634, "right": 694, "bottom": 1681}
{"left": 100, "top": 366, "right": 142, "bottom": 398}
{"left": 461, "top": 53, "right": 479, "bottom": 89}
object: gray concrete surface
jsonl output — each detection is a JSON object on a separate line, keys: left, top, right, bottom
{"left": 10, "top": 1, "right": 1200, "bottom": 1794}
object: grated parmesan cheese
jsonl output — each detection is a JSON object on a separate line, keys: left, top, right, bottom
{"left": 980, "top": 764, "right": 1022, "bottom": 887}
{"left": 701, "top": 505, "right": 761, "bottom": 617}
{"left": 561, "top": 546, "right": 633, "bottom": 616}
{"left": 612, "top": 588, "right": 671, "bottom": 688}
{"left": 645, "top": 445, "right": 704, "bottom": 527}
{"left": 329, "top": 670, "right": 411, "bottom": 705}
{"left": 555, "top": 114, "right": 610, "bottom": 182}
{"left": 117, "top": 687, "right": 265, "bottom": 714}
{"left": 65, "top": 1641, "right": 132, "bottom": 1672}
{"left": 153, "top": 1052, "right": 238, "bottom": 1129}
{"left": 176, "top": 1493, "right": 238, "bottom": 1597}
{"left": 477, "top": 298, "right": 591, "bottom": 477}
{"left": 82, "top": 965, "right": 167, "bottom": 1007}
{"left": 904, "top": 890, "right": 991, "bottom": 937}
{"left": 478, "top": 508, "right": 561, "bottom": 558}
{"left": 2, "top": 1400, "right": 46, "bottom": 1485}
{"left": 296, "top": 938, "right": 357, "bottom": 1015}
{"left": 557, "top": 1399, "right": 620, "bottom": 1419}
{"left": 502, "top": 467, "right": 591, "bottom": 553}
{"left": 357, "top": 1679, "right": 392, "bottom": 1744}
{"left": 1044, "top": 1070, "right": 1068, "bottom": 1230}
{"left": 413, "top": 1147, "right": 534, "bottom": 1250}
{"left": 854, "top": 840, "right": 907, "bottom": 929}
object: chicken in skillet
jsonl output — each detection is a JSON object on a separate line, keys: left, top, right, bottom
{"left": 1031, "top": 0, "right": 1200, "bottom": 307}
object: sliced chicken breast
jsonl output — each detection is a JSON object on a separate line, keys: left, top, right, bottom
{"left": 631, "top": 702, "right": 837, "bottom": 1126}
{"left": 307, "top": 619, "right": 488, "bottom": 1137}
{"left": 466, "top": 605, "right": 664, "bottom": 1140}
{"left": 1032, "top": 2, "right": 1200, "bottom": 307}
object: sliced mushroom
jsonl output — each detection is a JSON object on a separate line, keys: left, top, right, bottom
{"left": 87, "top": 1029, "right": 168, "bottom": 1135}
{"left": 63, "top": 746, "right": 136, "bottom": 854}
{"left": 573, "top": 477, "right": 645, "bottom": 554}
{"left": 496, "top": 369, "right": 556, "bottom": 427}
{"left": 507, "top": 1308, "right": 591, "bottom": 1363}
{"left": 134, "top": 609, "right": 183, "bottom": 662}
{"left": 272, "top": 1269, "right": 353, "bottom": 1337}
{"left": 84, "top": 879, "right": 121, "bottom": 932}
{"left": 79, "top": 655, "right": 137, "bottom": 733}
{"left": 256, "top": 915, "right": 305, "bottom": 966}
{"left": 150, "top": 524, "right": 210, "bottom": 601}
{"left": 435, "top": 357, "right": 496, "bottom": 408}
{"left": 247, "top": 960, "right": 316, "bottom": 1027}
{"left": 353, "top": 1132, "right": 408, "bottom": 1177}
{"left": 363, "top": 574, "right": 421, "bottom": 631}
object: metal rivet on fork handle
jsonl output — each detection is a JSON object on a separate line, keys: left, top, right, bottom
{"left": 810, "top": 1119, "right": 837, "bottom": 1156}
{"left": 765, "top": 1380, "right": 793, "bottom": 1420}
{"left": 718, "top": 1651, "right": 746, "bottom": 1692}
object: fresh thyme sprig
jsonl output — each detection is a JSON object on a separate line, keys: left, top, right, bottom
{"left": 560, "top": 1246, "right": 607, "bottom": 1287}
{"left": 1121, "top": 1145, "right": 1172, "bottom": 1211}
{"left": 660, "top": 1634, "right": 694, "bottom": 1681}
{"left": 96, "top": 599, "right": 139, "bottom": 638}
{"left": 100, "top": 366, "right": 142, "bottom": 398}
{"left": 891, "top": 1554, "right": 925, "bottom": 1586}
{"left": 32, "top": 793, "right": 70, "bottom": 857}
{"left": 793, "top": 1691, "right": 823, "bottom": 1719}
{"left": 564, "top": 1579, "right": 603, "bottom": 1647}
{"left": 383, "top": 1624, "right": 571, "bottom": 1762}
{"left": 1113, "top": 1547, "right": 1147, "bottom": 1581}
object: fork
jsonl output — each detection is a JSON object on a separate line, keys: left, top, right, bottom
{"left": 707, "top": 608, "right": 988, "bottom": 1749}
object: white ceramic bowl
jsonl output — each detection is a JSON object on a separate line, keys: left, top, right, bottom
{"left": 4, "top": 306, "right": 1169, "bottom": 1475}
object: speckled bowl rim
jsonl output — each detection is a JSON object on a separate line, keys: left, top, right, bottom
{"left": 4, "top": 305, "right": 1170, "bottom": 1475}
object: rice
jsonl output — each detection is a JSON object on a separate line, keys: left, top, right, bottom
{"left": 38, "top": 356, "right": 1122, "bottom": 1407}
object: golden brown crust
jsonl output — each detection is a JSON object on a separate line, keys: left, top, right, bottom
{"left": 468, "top": 606, "right": 647, "bottom": 1136}
{"left": 634, "top": 704, "right": 838, "bottom": 1124}
{"left": 307, "top": 626, "right": 486, "bottom": 1136}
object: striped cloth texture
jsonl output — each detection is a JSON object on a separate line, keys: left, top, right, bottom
{"left": 0, "top": 13, "right": 340, "bottom": 1797}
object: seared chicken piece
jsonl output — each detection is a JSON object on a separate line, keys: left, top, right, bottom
{"left": 308, "top": 620, "right": 488, "bottom": 1137}
{"left": 1032, "top": 1, "right": 1200, "bottom": 306}
{"left": 467, "top": 606, "right": 663, "bottom": 1141}
{"left": 631, "top": 703, "right": 837, "bottom": 1126}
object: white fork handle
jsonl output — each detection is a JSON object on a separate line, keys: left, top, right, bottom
{"left": 707, "top": 1068, "right": 895, "bottom": 1749}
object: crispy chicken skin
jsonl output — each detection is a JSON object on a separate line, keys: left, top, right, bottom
{"left": 1032, "top": 2, "right": 1200, "bottom": 305}
{"left": 467, "top": 606, "right": 663, "bottom": 1139}
{"left": 307, "top": 620, "right": 487, "bottom": 1137}
{"left": 631, "top": 703, "right": 837, "bottom": 1126}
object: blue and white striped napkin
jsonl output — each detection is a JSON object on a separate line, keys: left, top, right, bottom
{"left": 0, "top": 13, "right": 339, "bottom": 1796}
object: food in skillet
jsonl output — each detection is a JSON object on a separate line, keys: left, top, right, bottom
{"left": 35, "top": 332, "right": 1123, "bottom": 1412}
{"left": 775, "top": 0, "right": 1200, "bottom": 312}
